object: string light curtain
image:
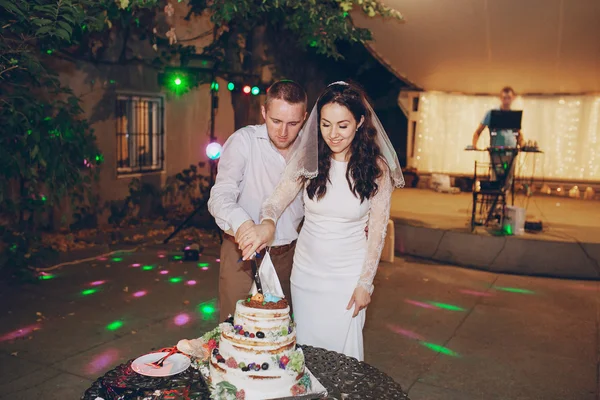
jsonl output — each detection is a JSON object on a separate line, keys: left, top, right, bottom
{"left": 415, "top": 93, "right": 600, "bottom": 181}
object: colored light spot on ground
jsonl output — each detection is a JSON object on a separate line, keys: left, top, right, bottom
{"left": 0, "top": 324, "right": 41, "bottom": 342}
{"left": 131, "top": 263, "right": 141, "bottom": 267}
{"left": 197, "top": 300, "right": 217, "bottom": 321}
{"left": 201, "top": 267, "right": 209, "bottom": 271}
{"left": 81, "top": 289, "right": 97, "bottom": 296}
{"left": 86, "top": 349, "right": 119, "bottom": 374}
{"left": 174, "top": 313, "right": 191, "bottom": 326}
{"left": 159, "top": 270, "right": 169, "bottom": 275}
{"left": 216, "top": 259, "right": 221, "bottom": 262}
{"left": 460, "top": 289, "right": 492, "bottom": 297}
{"left": 494, "top": 286, "right": 535, "bottom": 294}
{"left": 142, "top": 265, "right": 154, "bottom": 271}
{"left": 427, "top": 302, "right": 465, "bottom": 312}
{"left": 404, "top": 299, "right": 438, "bottom": 309}
{"left": 112, "top": 257, "right": 123, "bottom": 262}
{"left": 173, "top": 255, "right": 182, "bottom": 260}
{"left": 169, "top": 277, "right": 183, "bottom": 283}
{"left": 386, "top": 324, "right": 424, "bottom": 341}
{"left": 90, "top": 280, "right": 105, "bottom": 286}
{"left": 38, "top": 273, "right": 55, "bottom": 280}
{"left": 158, "top": 254, "right": 166, "bottom": 258}
{"left": 420, "top": 342, "right": 459, "bottom": 357}
{"left": 186, "top": 280, "right": 197, "bottom": 286}
{"left": 106, "top": 320, "right": 123, "bottom": 331}
{"left": 97, "top": 257, "right": 108, "bottom": 261}
{"left": 198, "top": 263, "right": 209, "bottom": 267}
{"left": 132, "top": 290, "right": 147, "bottom": 298}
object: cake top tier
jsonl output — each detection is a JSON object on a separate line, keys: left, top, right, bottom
{"left": 243, "top": 296, "right": 289, "bottom": 310}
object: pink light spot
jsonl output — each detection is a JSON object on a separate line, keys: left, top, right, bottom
{"left": 159, "top": 270, "right": 169, "bottom": 275}
{"left": 131, "top": 263, "right": 141, "bottom": 268}
{"left": 386, "top": 324, "right": 425, "bottom": 341}
{"left": 132, "top": 290, "right": 147, "bottom": 298}
{"left": 0, "top": 324, "right": 41, "bottom": 342}
{"left": 186, "top": 280, "right": 197, "bottom": 286}
{"left": 87, "top": 349, "right": 119, "bottom": 374}
{"left": 404, "top": 299, "right": 438, "bottom": 309}
{"left": 184, "top": 246, "right": 191, "bottom": 250}
{"left": 174, "top": 313, "right": 190, "bottom": 326}
{"left": 158, "top": 254, "right": 166, "bottom": 258}
{"left": 201, "top": 267, "right": 209, "bottom": 271}
{"left": 90, "top": 280, "right": 106, "bottom": 286}
{"left": 216, "top": 258, "right": 221, "bottom": 263}
{"left": 97, "top": 257, "right": 108, "bottom": 261}
{"left": 460, "top": 289, "right": 492, "bottom": 297}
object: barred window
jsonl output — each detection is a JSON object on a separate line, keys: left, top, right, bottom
{"left": 116, "top": 94, "right": 165, "bottom": 175}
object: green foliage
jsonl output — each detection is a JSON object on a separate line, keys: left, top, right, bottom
{"left": 201, "top": 0, "right": 403, "bottom": 63}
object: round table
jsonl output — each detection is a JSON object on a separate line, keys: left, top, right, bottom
{"left": 82, "top": 345, "right": 409, "bottom": 399}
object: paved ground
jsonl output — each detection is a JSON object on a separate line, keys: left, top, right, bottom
{"left": 0, "top": 235, "right": 597, "bottom": 399}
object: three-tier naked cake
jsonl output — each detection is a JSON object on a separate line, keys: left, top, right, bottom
{"left": 208, "top": 294, "right": 311, "bottom": 400}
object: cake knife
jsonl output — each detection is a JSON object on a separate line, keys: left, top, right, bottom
{"left": 251, "top": 257, "right": 263, "bottom": 294}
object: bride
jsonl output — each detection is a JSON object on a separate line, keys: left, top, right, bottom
{"left": 238, "top": 81, "right": 404, "bottom": 360}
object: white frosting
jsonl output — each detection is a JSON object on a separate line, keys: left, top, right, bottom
{"left": 209, "top": 300, "right": 305, "bottom": 399}
{"left": 210, "top": 358, "right": 298, "bottom": 400}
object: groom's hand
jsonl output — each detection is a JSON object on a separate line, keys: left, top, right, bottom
{"left": 235, "top": 220, "right": 255, "bottom": 244}
{"left": 347, "top": 286, "right": 371, "bottom": 318}
{"left": 239, "top": 221, "right": 276, "bottom": 260}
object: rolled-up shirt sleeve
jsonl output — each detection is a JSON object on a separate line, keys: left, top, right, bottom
{"left": 208, "top": 132, "right": 252, "bottom": 234}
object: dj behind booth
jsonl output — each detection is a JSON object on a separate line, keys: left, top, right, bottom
{"left": 465, "top": 86, "right": 542, "bottom": 232}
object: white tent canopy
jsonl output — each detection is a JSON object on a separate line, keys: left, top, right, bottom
{"left": 354, "top": 0, "right": 600, "bottom": 94}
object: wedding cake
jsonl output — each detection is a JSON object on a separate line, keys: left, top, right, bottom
{"left": 208, "top": 295, "right": 311, "bottom": 399}
{"left": 177, "top": 252, "right": 319, "bottom": 400}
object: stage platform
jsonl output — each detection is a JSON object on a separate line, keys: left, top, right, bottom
{"left": 390, "top": 189, "right": 600, "bottom": 279}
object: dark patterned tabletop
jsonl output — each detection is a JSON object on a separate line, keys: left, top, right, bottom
{"left": 81, "top": 345, "right": 409, "bottom": 400}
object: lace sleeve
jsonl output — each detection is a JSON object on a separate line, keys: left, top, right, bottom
{"left": 260, "top": 174, "right": 303, "bottom": 225}
{"left": 357, "top": 162, "right": 394, "bottom": 292}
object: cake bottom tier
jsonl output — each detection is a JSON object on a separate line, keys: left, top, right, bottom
{"left": 209, "top": 359, "right": 301, "bottom": 400}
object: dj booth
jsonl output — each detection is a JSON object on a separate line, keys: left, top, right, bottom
{"left": 466, "top": 110, "right": 542, "bottom": 232}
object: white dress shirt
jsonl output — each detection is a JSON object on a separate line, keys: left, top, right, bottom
{"left": 208, "top": 124, "right": 304, "bottom": 246}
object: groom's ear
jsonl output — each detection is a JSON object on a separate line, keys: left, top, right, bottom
{"left": 261, "top": 105, "right": 267, "bottom": 121}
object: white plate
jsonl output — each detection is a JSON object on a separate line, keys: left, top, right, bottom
{"left": 131, "top": 352, "right": 191, "bottom": 377}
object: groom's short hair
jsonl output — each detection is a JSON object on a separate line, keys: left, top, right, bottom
{"left": 265, "top": 80, "right": 307, "bottom": 109}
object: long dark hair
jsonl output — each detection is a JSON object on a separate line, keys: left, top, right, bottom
{"left": 305, "top": 83, "right": 383, "bottom": 202}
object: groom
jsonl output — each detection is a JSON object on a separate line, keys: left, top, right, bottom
{"left": 208, "top": 80, "right": 307, "bottom": 321}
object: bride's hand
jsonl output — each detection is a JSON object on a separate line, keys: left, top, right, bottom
{"left": 239, "top": 221, "right": 276, "bottom": 260}
{"left": 347, "top": 286, "right": 371, "bottom": 318}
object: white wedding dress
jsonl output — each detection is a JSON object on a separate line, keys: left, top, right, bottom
{"left": 261, "top": 158, "right": 393, "bottom": 361}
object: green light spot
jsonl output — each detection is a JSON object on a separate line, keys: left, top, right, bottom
{"left": 211, "top": 81, "right": 219, "bottom": 91}
{"left": 142, "top": 265, "right": 154, "bottom": 271}
{"left": 227, "top": 82, "right": 235, "bottom": 91}
{"left": 95, "top": 154, "right": 104, "bottom": 163}
{"left": 169, "top": 277, "right": 183, "bottom": 283}
{"left": 41, "top": 195, "right": 47, "bottom": 202}
{"left": 427, "top": 302, "right": 465, "bottom": 312}
{"left": 310, "top": 40, "right": 317, "bottom": 47}
{"left": 111, "top": 257, "right": 123, "bottom": 262}
{"left": 81, "top": 288, "right": 97, "bottom": 296}
{"left": 197, "top": 263, "right": 209, "bottom": 267}
{"left": 27, "top": 129, "right": 32, "bottom": 135}
{"left": 46, "top": 49, "right": 53, "bottom": 55}
{"left": 82, "top": 24, "right": 87, "bottom": 30}
{"left": 174, "top": 78, "right": 182, "bottom": 85}
{"left": 420, "top": 342, "right": 459, "bottom": 357}
{"left": 503, "top": 224, "right": 513, "bottom": 235}
{"left": 173, "top": 255, "right": 182, "bottom": 260}
{"left": 39, "top": 274, "right": 55, "bottom": 280}
{"left": 199, "top": 303, "right": 215, "bottom": 315}
{"left": 343, "top": 11, "right": 348, "bottom": 17}
{"left": 251, "top": 86, "right": 260, "bottom": 95}
{"left": 494, "top": 286, "right": 535, "bottom": 294}
{"left": 109, "top": 80, "right": 116, "bottom": 84}
{"left": 106, "top": 320, "right": 123, "bottom": 331}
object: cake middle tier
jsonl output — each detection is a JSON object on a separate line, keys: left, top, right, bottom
{"left": 219, "top": 323, "right": 296, "bottom": 365}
